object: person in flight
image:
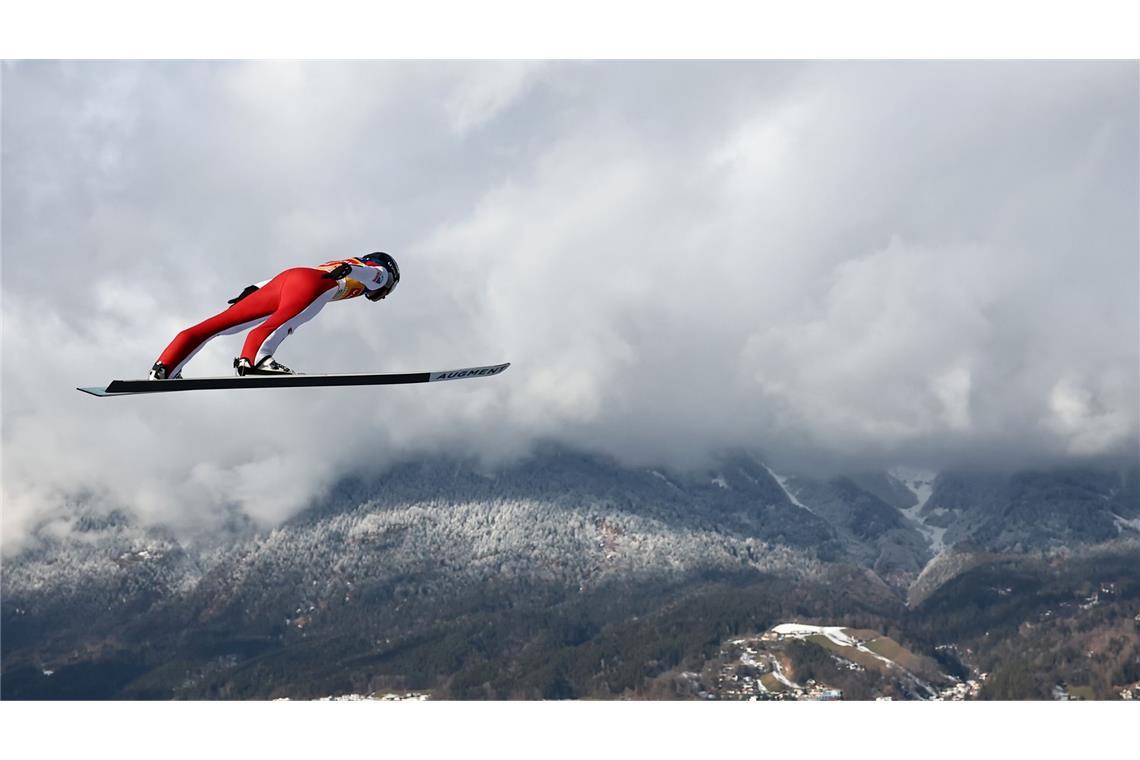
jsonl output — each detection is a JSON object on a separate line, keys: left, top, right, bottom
{"left": 148, "top": 252, "right": 399, "bottom": 379}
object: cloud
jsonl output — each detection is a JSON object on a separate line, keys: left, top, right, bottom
{"left": 2, "top": 61, "right": 1137, "bottom": 553}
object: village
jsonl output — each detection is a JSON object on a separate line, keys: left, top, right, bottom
{"left": 701, "top": 624, "right": 992, "bottom": 701}
{"left": 703, "top": 632, "right": 845, "bottom": 700}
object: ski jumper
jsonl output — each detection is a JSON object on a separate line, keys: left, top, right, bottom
{"left": 156, "top": 258, "right": 391, "bottom": 376}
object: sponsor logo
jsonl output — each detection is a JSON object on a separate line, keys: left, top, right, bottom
{"left": 431, "top": 365, "right": 507, "bottom": 381}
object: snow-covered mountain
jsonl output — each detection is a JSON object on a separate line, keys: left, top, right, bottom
{"left": 2, "top": 447, "right": 1136, "bottom": 699}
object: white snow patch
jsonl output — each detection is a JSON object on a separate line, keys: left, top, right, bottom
{"left": 1112, "top": 513, "right": 1140, "bottom": 534}
{"left": 889, "top": 468, "right": 946, "bottom": 553}
{"left": 712, "top": 475, "right": 729, "bottom": 489}
{"left": 926, "top": 521, "right": 949, "bottom": 553}
{"left": 768, "top": 654, "right": 801, "bottom": 690}
{"left": 763, "top": 465, "right": 814, "bottom": 513}
{"left": 772, "top": 623, "right": 859, "bottom": 648}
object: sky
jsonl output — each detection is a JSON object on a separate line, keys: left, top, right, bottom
{"left": 2, "top": 60, "right": 1137, "bottom": 553}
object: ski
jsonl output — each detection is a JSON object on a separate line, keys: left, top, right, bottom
{"left": 78, "top": 362, "right": 510, "bottom": 397}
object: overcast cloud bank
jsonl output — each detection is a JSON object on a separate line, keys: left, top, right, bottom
{"left": 2, "top": 61, "right": 1137, "bottom": 553}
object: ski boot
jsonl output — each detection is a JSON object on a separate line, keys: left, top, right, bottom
{"left": 148, "top": 361, "right": 182, "bottom": 380}
{"left": 235, "top": 356, "right": 295, "bottom": 376}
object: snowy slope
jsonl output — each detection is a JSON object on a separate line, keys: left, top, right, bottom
{"left": 888, "top": 468, "right": 946, "bottom": 554}
{"left": 764, "top": 465, "right": 815, "bottom": 514}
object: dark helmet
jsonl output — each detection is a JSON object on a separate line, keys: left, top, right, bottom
{"left": 361, "top": 252, "right": 400, "bottom": 298}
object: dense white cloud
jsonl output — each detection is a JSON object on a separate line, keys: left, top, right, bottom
{"left": 2, "top": 61, "right": 1137, "bottom": 552}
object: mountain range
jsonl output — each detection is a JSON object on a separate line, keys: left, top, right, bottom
{"left": 3, "top": 446, "right": 1138, "bottom": 699}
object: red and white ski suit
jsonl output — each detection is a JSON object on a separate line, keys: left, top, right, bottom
{"left": 155, "top": 258, "right": 391, "bottom": 376}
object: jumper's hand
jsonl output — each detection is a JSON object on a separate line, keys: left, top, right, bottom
{"left": 322, "top": 263, "right": 353, "bottom": 280}
{"left": 227, "top": 285, "right": 259, "bottom": 305}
